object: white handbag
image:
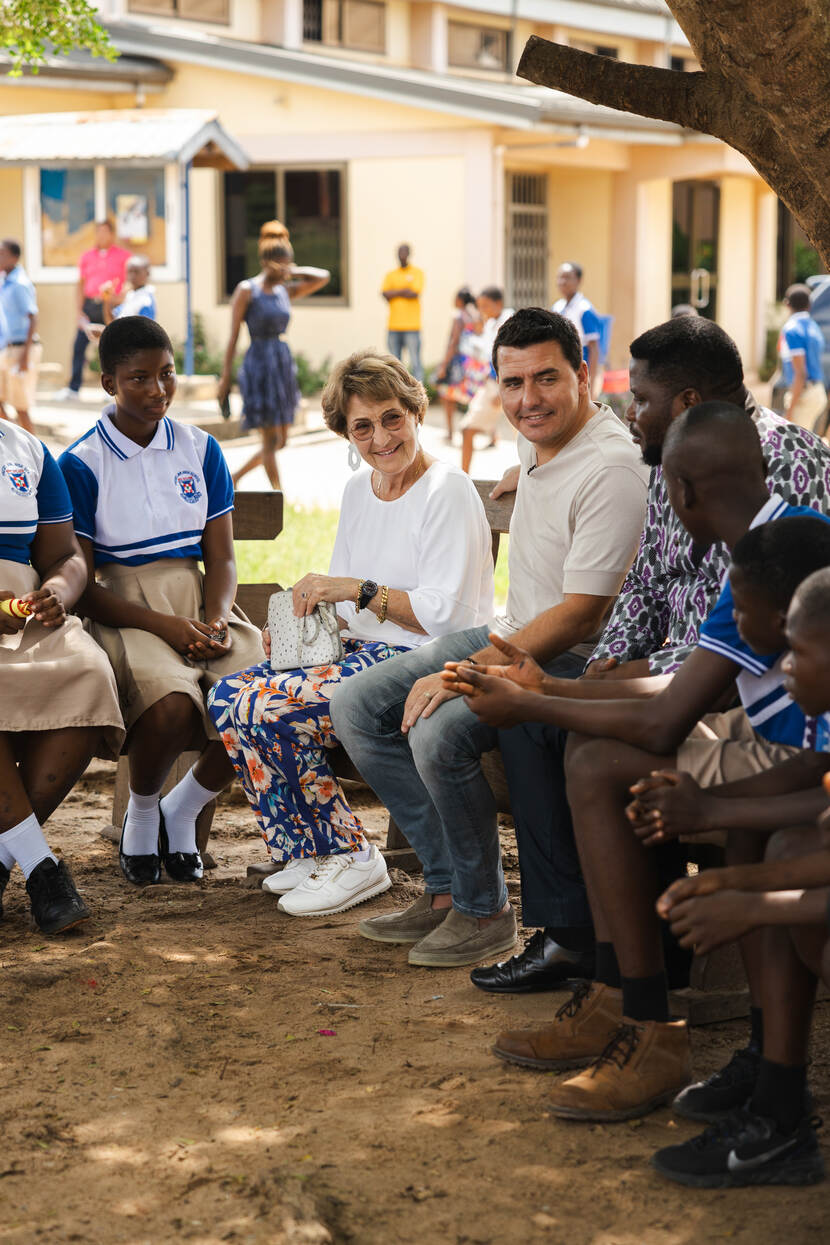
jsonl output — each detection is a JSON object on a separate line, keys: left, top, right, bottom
{"left": 267, "top": 589, "right": 344, "bottom": 671}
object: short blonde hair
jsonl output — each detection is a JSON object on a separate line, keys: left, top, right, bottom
{"left": 321, "top": 350, "right": 428, "bottom": 438}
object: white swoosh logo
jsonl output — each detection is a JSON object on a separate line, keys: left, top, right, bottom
{"left": 727, "top": 1136, "right": 797, "bottom": 1172}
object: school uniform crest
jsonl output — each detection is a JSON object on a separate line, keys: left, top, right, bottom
{"left": 2, "top": 461, "right": 32, "bottom": 496}
{"left": 174, "top": 470, "right": 202, "bottom": 504}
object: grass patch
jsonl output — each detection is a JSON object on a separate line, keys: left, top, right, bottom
{"left": 235, "top": 503, "right": 509, "bottom": 607}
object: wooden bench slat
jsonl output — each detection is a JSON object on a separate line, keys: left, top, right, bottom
{"left": 231, "top": 491, "right": 285, "bottom": 540}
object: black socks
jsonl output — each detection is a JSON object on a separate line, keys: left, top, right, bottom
{"left": 595, "top": 941, "right": 621, "bottom": 989}
{"left": 749, "top": 1006, "right": 764, "bottom": 1053}
{"left": 751, "top": 1058, "right": 808, "bottom": 1133}
{"left": 547, "top": 925, "right": 595, "bottom": 953}
{"left": 621, "top": 971, "right": 670, "bottom": 1023}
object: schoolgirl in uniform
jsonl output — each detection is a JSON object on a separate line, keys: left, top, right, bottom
{"left": 59, "top": 317, "right": 263, "bottom": 886}
{"left": 0, "top": 421, "right": 123, "bottom": 933}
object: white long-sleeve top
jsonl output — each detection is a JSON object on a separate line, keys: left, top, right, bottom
{"left": 329, "top": 460, "right": 494, "bottom": 648}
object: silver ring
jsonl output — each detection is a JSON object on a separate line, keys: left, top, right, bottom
{"left": 423, "top": 690, "right": 433, "bottom": 701}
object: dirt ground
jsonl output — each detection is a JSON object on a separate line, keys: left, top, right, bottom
{"left": 2, "top": 763, "right": 829, "bottom": 1245}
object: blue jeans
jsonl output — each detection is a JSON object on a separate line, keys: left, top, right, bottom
{"left": 329, "top": 627, "right": 584, "bottom": 918}
{"left": 387, "top": 330, "right": 422, "bottom": 381}
{"left": 69, "top": 298, "right": 104, "bottom": 392}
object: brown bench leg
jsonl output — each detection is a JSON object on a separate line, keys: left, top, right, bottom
{"left": 381, "top": 815, "right": 422, "bottom": 875}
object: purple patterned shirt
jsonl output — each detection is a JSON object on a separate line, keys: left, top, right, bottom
{"left": 591, "top": 402, "right": 830, "bottom": 675}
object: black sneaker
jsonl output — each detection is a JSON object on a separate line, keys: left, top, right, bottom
{"left": 0, "top": 861, "right": 9, "bottom": 920}
{"left": 26, "top": 858, "right": 90, "bottom": 935}
{"left": 672, "top": 1046, "right": 760, "bottom": 1122}
{"left": 653, "top": 1107, "right": 825, "bottom": 1188}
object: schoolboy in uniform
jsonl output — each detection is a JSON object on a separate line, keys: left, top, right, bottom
{"left": 0, "top": 420, "right": 124, "bottom": 933}
{"left": 59, "top": 317, "right": 263, "bottom": 886}
{"left": 652, "top": 566, "right": 830, "bottom": 1188}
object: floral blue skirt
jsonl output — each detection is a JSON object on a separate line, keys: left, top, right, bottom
{"left": 206, "top": 639, "right": 405, "bottom": 860}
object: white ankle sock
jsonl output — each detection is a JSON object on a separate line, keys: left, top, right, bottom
{"left": 0, "top": 837, "right": 16, "bottom": 870}
{"left": 123, "top": 789, "right": 161, "bottom": 856}
{"left": 0, "top": 814, "right": 57, "bottom": 879}
{"left": 160, "top": 768, "right": 216, "bottom": 853}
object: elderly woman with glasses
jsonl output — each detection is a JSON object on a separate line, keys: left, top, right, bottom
{"left": 207, "top": 350, "right": 494, "bottom": 917}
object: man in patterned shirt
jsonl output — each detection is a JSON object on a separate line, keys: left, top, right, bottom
{"left": 472, "top": 316, "right": 830, "bottom": 1000}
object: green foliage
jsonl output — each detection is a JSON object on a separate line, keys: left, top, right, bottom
{"left": 235, "top": 503, "right": 509, "bottom": 609}
{"left": 172, "top": 313, "right": 238, "bottom": 380}
{"left": 294, "top": 352, "right": 331, "bottom": 397}
{"left": 2, "top": 0, "right": 117, "bottom": 75}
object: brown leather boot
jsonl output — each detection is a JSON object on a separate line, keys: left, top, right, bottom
{"left": 492, "top": 981, "right": 623, "bottom": 1071}
{"left": 548, "top": 1017, "right": 691, "bottom": 1122}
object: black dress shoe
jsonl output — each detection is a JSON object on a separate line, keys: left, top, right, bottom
{"left": 470, "top": 929, "right": 595, "bottom": 994}
{"left": 26, "top": 858, "right": 90, "bottom": 934}
{"left": 0, "top": 861, "right": 9, "bottom": 919}
{"left": 119, "top": 812, "right": 161, "bottom": 886}
{"left": 159, "top": 815, "right": 203, "bottom": 883}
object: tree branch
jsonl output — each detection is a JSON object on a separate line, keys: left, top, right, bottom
{"left": 518, "top": 36, "right": 716, "bottom": 133}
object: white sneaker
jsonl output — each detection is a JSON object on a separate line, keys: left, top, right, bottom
{"left": 53, "top": 387, "right": 79, "bottom": 401}
{"left": 262, "top": 856, "right": 318, "bottom": 895}
{"left": 277, "top": 847, "right": 391, "bottom": 916}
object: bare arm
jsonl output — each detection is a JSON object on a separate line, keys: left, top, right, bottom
{"left": 217, "top": 283, "right": 252, "bottom": 402}
{"left": 18, "top": 310, "right": 37, "bottom": 370}
{"left": 286, "top": 267, "right": 330, "bottom": 301}
{"left": 788, "top": 353, "right": 807, "bottom": 411}
{"left": 587, "top": 339, "right": 601, "bottom": 399}
{"left": 74, "top": 537, "right": 217, "bottom": 658}
{"left": 383, "top": 288, "right": 419, "bottom": 301}
{"left": 453, "top": 644, "right": 738, "bottom": 747}
{"left": 292, "top": 573, "right": 426, "bottom": 635}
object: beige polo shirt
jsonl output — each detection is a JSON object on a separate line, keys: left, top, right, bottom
{"left": 491, "top": 403, "right": 649, "bottom": 657}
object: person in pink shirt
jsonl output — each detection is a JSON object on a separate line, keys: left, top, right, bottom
{"left": 56, "top": 220, "right": 130, "bottom": 400}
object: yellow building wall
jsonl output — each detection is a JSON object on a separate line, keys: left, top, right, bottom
{"left": 158, "top": 62, "right": 476, "bottom": 134}
{"left": 0, "top": 84, "right": 135, "bottom": 115}
{"left": 718, "top": 176, "right": 758, "bottom": 371}
{"left": 547, "top": 167, "right": 614, "bottom": 312}
{"left": 191, "top": 154, "right": 468, "bottom": 372}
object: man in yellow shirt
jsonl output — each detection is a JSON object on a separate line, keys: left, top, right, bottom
{"left": 382, "top": 243, "right": 424, "bottom": 380}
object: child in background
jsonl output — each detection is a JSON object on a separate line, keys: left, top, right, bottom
{"left": 59, "top": 317, "right": 263, "bottom": 886}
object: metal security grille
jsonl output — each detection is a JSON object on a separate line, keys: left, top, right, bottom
{"left": 506, "top": 173, "right": 548, "bottom": 309}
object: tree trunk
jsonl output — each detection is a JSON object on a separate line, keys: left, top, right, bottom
{"left": 517, "top": 2, "right": 830, "bottom": 266}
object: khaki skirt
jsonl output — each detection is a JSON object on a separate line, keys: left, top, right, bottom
{"left": 0, "top": 559, "right": 125, "bottom": 758}
{"left": 90, "top": 558, "right": 265, "bottom": 737}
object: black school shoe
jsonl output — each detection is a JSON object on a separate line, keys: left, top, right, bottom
{"left": 652, "top": 1106, "right": 825, "bottom": 1188}
{"left": 26, "top": 859, "right": 90, "bottom": 935}
{"left": 470, "top": 929, "right": 595, "bottom": 994}
{"left": 118, "top": 811, "right": 161, "bottom": 886}
{"left": 672, "top": 1046, "right": 761, "bottom": 1122}
{"left": 0, "top": 862, "right": 9, "bottom": 919}
{"left": 159, "top": 816, "right": 203, "bottom": 883}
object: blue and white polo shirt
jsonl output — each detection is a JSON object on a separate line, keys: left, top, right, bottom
{"left": 58, "top": 408, "right": 234, "bottom": 568}
{"left": 114, "top": 284, "right": 157, "bottom": 321}
{"left": 552, "top": 292, "right": 602, "bottom": 364}
{"left": 779, "top": 311, "right": 825, "bottom": 387}
{"left": 0, "top": 422, "right": 74, "bottom": 565}
{"left": 698, "top": 494, "right": 830, "bottom": 749}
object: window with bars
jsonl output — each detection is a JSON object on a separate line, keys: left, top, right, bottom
{"left": 302, "top": 0, "right": 386, "bottom": 53}
{"left": 128, "top": 0, "right": 230, "bottom": 22}
{"left": 505, "top": 174, "right": 548, "bottom": 310}
{"left": 448, "top": 21, "right": 510, "bottom": 72}
{"left": 223, "top": 167, "right": 345, "bottom": 301}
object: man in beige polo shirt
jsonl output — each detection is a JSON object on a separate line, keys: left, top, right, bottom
{"left": 330, "top": 307, "right": 648, "bottom": 968}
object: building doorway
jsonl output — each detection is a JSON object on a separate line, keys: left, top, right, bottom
{"left": 505, "top": 173, "right": 548, "bottom": 309}
{"left": 671, "top": 179, "right": 719, "bottom": 318}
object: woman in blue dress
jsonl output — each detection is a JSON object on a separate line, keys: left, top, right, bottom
{"left": 218, "top": 232, "right": 329, "bottom": 489}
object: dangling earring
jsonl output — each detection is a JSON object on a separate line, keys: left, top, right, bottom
{"left": 348, "top": 442, "right": 361, "bottom": 472}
